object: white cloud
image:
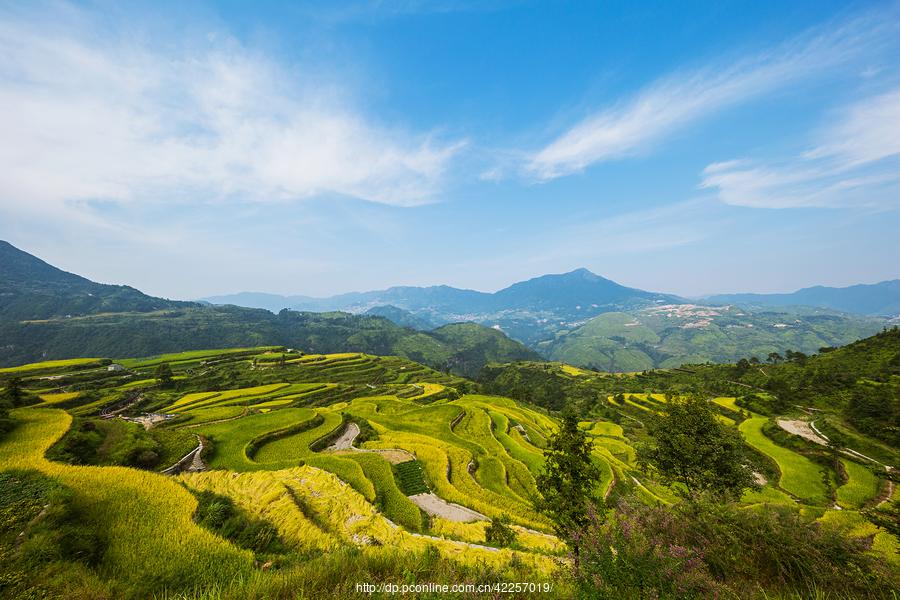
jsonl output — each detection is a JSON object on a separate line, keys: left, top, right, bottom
{"left": 526, "top": 11, "right": 899, "bottom": 180}
{"left": 700, "top": 88, "right": 900, "bottom": 209}
{"left": 0, "top": 5, "right": 464, "bottom": 216}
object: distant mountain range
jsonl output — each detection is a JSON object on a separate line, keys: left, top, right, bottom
{"left": 1, "top": 240, "right": 894, "bottom": 372}
{"left": 0, "top": 241, "right": 537, "bottom": 373}
{"left": 203, "top": 268, "right": 678, "bottom": 319}
{"left": 705, "top": 280, "right": 900, "bottom": 317}
{"left": 204, "top": 270, "right": 900, "bottom": 321}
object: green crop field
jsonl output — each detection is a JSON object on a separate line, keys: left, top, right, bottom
{"left": 739, "top": 417, "right": 831, "bottom": 505}
{"left": 836, "top": 458, "right": 882, "bottom": 509}
{"left": 197, "top": 407, "right": 319, "bottom": 470}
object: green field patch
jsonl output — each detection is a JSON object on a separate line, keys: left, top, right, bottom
{"left": 119, "top": 347, "right": 276, "bottom": 369}
{"left": 251, "top": 398, "right": 295, "bottom": 409}
{"left": 712, "top": 397, "right": 743, "bottom": 412}
{"left": 836, "top": 459, "right": 882, "bottom": 509}
{"left": 715, "top": 414, "right": 736, "bottom": 426}
{"left": 197, "top": 408, "right": 317, "bottom": 471}
{"left": 394, "top": 459, "right": 429, "bottom": 495}
{"left": 253, "top": 410, "right": 343, "bottom": 464}
{"left": 739, "top": 417, "right": 830, "bottom": 505}
{"left": 584, "top": 420, "right": 624, "bottom": 438}
{"left": 0, "top": 357, "right": 105, "bottom": 375}
{"left": 37, "top": 392, "right": 81, "bottom": 405}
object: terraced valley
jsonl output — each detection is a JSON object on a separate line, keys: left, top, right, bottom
{"left": 1, "top": 336, "right": 898, "bottom": 598}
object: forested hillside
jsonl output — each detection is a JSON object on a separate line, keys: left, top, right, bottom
{"left": 0, "top": 241, "right": 191, "bottom": 319}
{"left": 0, "top": 306, "right": 537, "bottom": 376}
{"left": 0, "top": 242, "right": 537, "bottom": 376}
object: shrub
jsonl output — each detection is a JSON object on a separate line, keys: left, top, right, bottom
{"left": 485, "top": 514, "right": 517, "bottom": 547}
{"left": 574, "top": 499, "right": 899, "bottom": 599}
{"left": 193, "top": 490, "right": 286, "bottom": 555}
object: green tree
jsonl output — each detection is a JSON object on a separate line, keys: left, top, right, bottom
{"left": 0, "top": 396, "right": 13, "bottom": 437}
{"left": 3, "top": 376, "right": 24, "bottom": 406}
{"left": 484, "top": 514, "right": 516, "bottom": 547}
{"left": 155, "top": 363, "right": 174, "bottom": 388}
{"left": 535, "top": 410, "right": 602, "bottom": 557}
{"left": 639, "top": 396, "right": 756, "bottom": 500}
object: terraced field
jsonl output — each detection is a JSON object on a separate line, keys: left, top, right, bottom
{"left": 739, "top": 417, "right": 831, "bottom": 505}
{"left": 3, "top": 346, "right": 897, "bottom": 597}
{"left": 836, "top": 458, "right": 883, "bottom": 509}
{"left": 0, "top": 408, "right": 254, "bottom": 592}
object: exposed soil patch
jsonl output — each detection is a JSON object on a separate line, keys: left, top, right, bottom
{"left": 408, "top": 492, "right": 487, "bottom": 522}
{"left": 327, "top": 422, "right": 359, "bottom": 451}
{"left": 777, "top": 419, "right": 828, "bottom": 446}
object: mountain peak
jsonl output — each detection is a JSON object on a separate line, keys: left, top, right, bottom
{"left": 563, "top": 267, "right": 602, "bottom": 279}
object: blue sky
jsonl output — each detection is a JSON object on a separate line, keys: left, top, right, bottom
{"left": 1, "top": 0, "right": 898, "bottom": 299}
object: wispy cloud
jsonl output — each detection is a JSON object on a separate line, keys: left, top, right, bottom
{"left": 0, "top": 4, "right": 463, "bottom": 217}
{"left": 700, "top": 87, "right": 900, "bottom": 209}
{"left": 526, "top": 10, "right": 899, "bottom": 180}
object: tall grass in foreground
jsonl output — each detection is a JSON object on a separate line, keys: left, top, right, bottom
{"left": 575, "top": 499, "right": 899, "bottom": 599}
{"left": 155, "top": 546, "right": 565, "bottom": 600}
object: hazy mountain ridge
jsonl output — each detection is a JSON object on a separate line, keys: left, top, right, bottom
{"left": 706, "top": 279, "right": 900, "bottom": 317}
{"left": 2, "top": 240, "right": 891, "bottom": 372}
{"left": 0, "top": 242, "right": 537, "bottom": 374}
{"left": 202, "top": 268, "right": 894, "bottom": 370}
{"left": 202, "top": 268, "right": 678, "bottom": 317}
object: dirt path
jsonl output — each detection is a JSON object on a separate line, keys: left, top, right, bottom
{"left": 408, "top": 492, "right": 488, "bottom": 522}
{"left": 100, "top": 395, "right": 143, "bottom": 418}
{"left": 125, "top": 413, "right": 172, "bottom": 430}
{"left": 604, "top": 473, "right": 616, "bottom": 500}
{"left": 781, "top": 419, "right": 894, "bottom": 469}
{"left": 877, "top": 479, "right": 896, "bottom": 507}
{"left": 328, "top": 422, "right": 360, "bottom": 450}
{"left": 161, "top": 436, "right": 205, "bottom": 475}
{"left": 512, "top": 424, "right": 533, "bottom": 444}
{"left": 777, "top": 419, "right": 828, "bottom": 446}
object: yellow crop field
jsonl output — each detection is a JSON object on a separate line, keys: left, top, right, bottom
{"left": 0, "top": 357, "right": 103, "bottom": 374}
{"left": 38, "top": 391, "right": 80, "bottom": 404}
{"left": 0, "top": 408, "right": 253, "bottom": 593}
{"left": 561, "top": 364, "right": 591, "bottom": 376}
{"left": 180, "top": 467, "right": 560, "bottom": 572}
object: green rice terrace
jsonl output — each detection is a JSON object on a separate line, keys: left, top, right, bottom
{"left": 1, "top": 339, "right": 898, "bottom": 598}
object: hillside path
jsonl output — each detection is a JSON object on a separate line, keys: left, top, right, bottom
{"left": 328, "top": 422, "right": 360, "bottom": 450}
